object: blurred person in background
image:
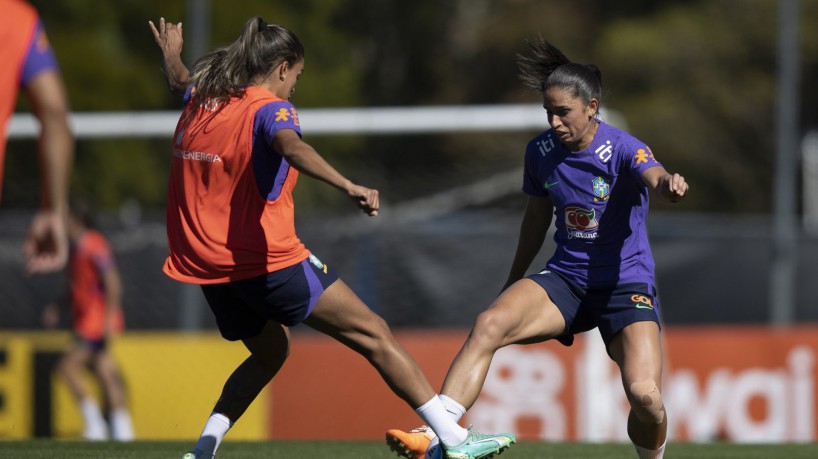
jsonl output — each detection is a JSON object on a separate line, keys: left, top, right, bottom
{"left": 387, "top": 39, "right": 688, "bottom": 459}
{"left": 42, "top": 203, "right": 134, "bottom": 441}
{"left": 149, "top": 16, "right": 514, "bottom": 459}
{"left": 0, "top": 0, "right": 73, "bottom": 274}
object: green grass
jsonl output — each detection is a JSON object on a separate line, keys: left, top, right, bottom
{"left": 1, "top": 440, "right": 818, "bottom": 458}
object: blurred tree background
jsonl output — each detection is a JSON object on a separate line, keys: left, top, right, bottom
{"left": 4, "top": 0, "right": 817, "bottom": 216}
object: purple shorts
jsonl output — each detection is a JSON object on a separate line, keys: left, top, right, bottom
{"left": 201, "top": 254, "right": 338, "bottom": 340}
{"left": 528, "top": 269, "right": 661, "bottom": 348}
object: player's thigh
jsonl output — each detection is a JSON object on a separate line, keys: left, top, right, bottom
{"left": 303, "top": 279, "right": 389, "bottom": 346}
{"left": 477, "top": 278, "right": 567, "bottom": 347}
{"left": 61, "top": 341, "right": 93, "bottom": 368}
{"left": 609, "top": 321, "right": 663, "bottom": 385}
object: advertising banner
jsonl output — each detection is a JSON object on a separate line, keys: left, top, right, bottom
{"left": 0, "top": 326, "right": 815, "bottom": 442}
{"left": 265, "top": 326, "right": 817, "bottom": 442}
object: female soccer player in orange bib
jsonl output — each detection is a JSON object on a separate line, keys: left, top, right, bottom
{"left": 149, "top": 16, "right": 514, "bottom": 459}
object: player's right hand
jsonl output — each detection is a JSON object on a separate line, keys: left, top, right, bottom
{"left": 148, "top": 17, "right": 183, "bottom": 57}
{"left": 347, "top": 184, "right": 379, "bottom": 217}
{"left": 23, "top": 210, "right": 68, "bottom": 275}
{"left": 41, "top": 303, "right": 60, "bottom": 329}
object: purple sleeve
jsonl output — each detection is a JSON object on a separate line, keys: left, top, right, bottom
{"left": 620, "top": 134, "right": 663, "bottom": 180}
{"left": 20, "top": 21, "right": 59, "bottom": 86}
{"left": 256, "top": 101, "right": 303, "bottom": 144}
{"left": 182, "top": 86, "right": 195, "bottom": 105}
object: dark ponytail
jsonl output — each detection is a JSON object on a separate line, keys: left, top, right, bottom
{"left": 517, "top": 37, "right": 603, "bottom": 105}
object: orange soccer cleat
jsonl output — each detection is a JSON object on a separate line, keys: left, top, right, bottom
{"left": 386, "top": 425, "right": 436, "bottom": 459}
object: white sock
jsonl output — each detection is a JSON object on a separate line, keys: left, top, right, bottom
{"left": 634, "top": 441, "right": 666, "bottom": 459}
{"left": 416, "top": 396, "right": 467, "bottom": 447}
{"left": 191, "top": 412, "right": 232, "bottom": 458}
{"left": 439, "top": 394, "right": 466, "bottom": 423}
{"left": 80, "top": 397, "right": 108, "bottom": 440}
{"left": 110, "top": 407, "right": 134, "bottom": 441}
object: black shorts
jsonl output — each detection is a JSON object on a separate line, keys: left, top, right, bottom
{"left": 528, "top": 269, "right": 661, "bottom": 348}
{"left": 76, "top": 335, "right": 108, "bottom": 353}
{"left": 201, "top": 254, "right": 338, "bottom": 341}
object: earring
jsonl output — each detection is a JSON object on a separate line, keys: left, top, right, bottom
{"left": 280, "top": 75, "right": 286, "bottom": 81}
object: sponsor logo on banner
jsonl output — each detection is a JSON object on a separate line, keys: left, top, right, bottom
{"left": 468, "top": 330, "right": 817, "bottom": 443}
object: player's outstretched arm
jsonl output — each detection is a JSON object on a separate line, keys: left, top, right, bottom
{"left": 273, "top": 129, "right": 379, "bottom": 216}
{"left": 149, "top": 17, "right": 189, "bottom": 94}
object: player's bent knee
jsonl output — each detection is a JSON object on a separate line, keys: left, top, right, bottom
{"left": 628, "top": 379, "right": 665, "bottom": 424}
{"left": 470, "top": 309, "right": 510, "bottom": 348}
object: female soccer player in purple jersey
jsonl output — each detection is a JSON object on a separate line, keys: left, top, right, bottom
{"left": 387, "top": 39, "right": 687, "bottom": 459}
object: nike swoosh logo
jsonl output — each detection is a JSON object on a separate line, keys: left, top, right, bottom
{"left": 544, "top": 181, "right": 559, "bottom": 189}
{"left": 635, "top": 304, "right": 653, "bottom": 310}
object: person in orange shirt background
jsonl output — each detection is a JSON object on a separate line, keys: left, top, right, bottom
{"left": 42, "top": 203, "right": 134, "bottom": 441}
{"left": 0, "top": 0, "right": 73, "bottom": 274}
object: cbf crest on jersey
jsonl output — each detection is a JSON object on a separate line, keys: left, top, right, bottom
{"left": 592, "top": 176, "right": 610, "bottom": 201}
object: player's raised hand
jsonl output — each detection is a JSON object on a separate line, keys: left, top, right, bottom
{"left": 148, "top": 17, "right": 183, "bottom": 58}
{"left": 149, "top": 17, "right": 189, "bottom": 94}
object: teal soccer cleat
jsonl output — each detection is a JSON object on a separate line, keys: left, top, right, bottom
{"left": 443, "top": 428, "right": 516, "bottom": 459}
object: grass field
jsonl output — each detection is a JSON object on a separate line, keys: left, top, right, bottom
{"left": 2, "top": 440, "right": 818, "bottom": 459}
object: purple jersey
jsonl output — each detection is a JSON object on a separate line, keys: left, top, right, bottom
{"left": 523, "top": 121, "right": 662, "bottom": 287}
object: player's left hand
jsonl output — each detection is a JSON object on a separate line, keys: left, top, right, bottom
{"left": 663, "top": 173, "right": 688, "bottom": 202}
{"left": 23, "top": 210, "right": 68, "bottom": 275}
{"left": 347, "top": 184, "right": 379, "bottom": 217}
